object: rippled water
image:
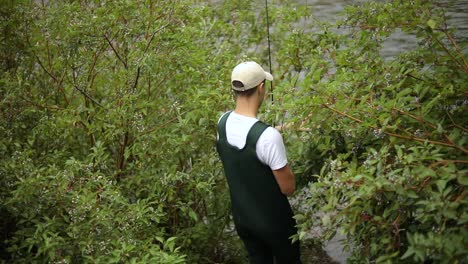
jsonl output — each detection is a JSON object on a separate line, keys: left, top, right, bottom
{"left": 293, "top": 0, "right": 468, "bottom": 58}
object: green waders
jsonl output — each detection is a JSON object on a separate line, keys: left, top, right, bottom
{"left": 217, "top": 112, "right": 301, "bottom": 264}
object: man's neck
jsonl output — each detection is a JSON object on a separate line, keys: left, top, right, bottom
{"left": 234, "top": 99, "right": 259, "bottom": 118}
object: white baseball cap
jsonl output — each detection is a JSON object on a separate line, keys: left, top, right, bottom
{"left": 231, "top": 61, "right": 273, "bottom": 91}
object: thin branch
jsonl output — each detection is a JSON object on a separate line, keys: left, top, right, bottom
{"left": 117, "top": 131, "right": 129, "bottom": 173}
{"left": 70, "top": 68, "right": 105, "bottom": 109}
{"left": 143, "top": 23, "right": 171, "bottom": 55}
{"left": 441, "top": 10, "right": 468, "bottom": 70}
{"left": 446, "top": 110, "right": 468, "bottom": 133}
{"left": 322, "top": 104, "right": 468, "bottom": 154}
{"left": 88, "top": 45, "right": 105, "bottom": 84}
{"left": 132, "top": 67, "right": 141, "bottom": 91}
{"left": 322, "top": 104, "right": 363, "bottom": 124}
{"left": 19, "top": 95, "right": 64, "bottom": 111}
{"left": 342, "top": 93, "right": 363, "bottom": 103}
{"left": 392, "top": 107, "right": 436, "bottom": 129}
{"left": 447, "top": 36, "right": 467, "bottom": 70}
{"left": 31, "top": 50, "right": 57, "bottom": 82}
{"left": 406, "top": 73, "right": 427, "bottom": 83}
{"left": 73, "top": 86, "right": 104, "bottom": 108}
{"left": 453, "top": 190, "right": 466, "bottom": 203}
{"left": 140, "top": 110, "right": 190, "bottom": 135}
{"left": 429, "top": 159, "right": 468, "bottom": 168}
{"left": 133, "top": 22, "right": 172, "bottom": 91}
{"left": 444, "top": 30, "right": 467, "bottom": 68}
{"left": 431, "top": 33, "right": 467, "bottom": 73}
{"left": 384, "top": 130, "right": 465, "bottom": 151}
{"left": 30, "top": 47, "right": 70, "bottom": 105}
{"left": 57, "top": 68, "right": 70, "bottom": 105}
{"left": 104, "top": 33, "right": 128, "bottom": 69}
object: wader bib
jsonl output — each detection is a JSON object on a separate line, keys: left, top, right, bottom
{"left": 217, "top": 112, "right": 301, "bottom": 264}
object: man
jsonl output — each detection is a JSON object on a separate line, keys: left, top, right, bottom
{"left": 216, "top": 61, "right": 301, "bottom": 264}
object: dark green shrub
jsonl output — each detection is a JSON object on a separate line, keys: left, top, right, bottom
{"left": 2, "top": 0, "right": 466, "bottom": 263}
{"left": 272, "top": 1, "right": 467, "bottom": 262}
{"left": 0, "top": 0, "right": 250, "bottom": 262}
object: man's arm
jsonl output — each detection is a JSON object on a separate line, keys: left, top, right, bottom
{"left": 272, "top": 164, "right": 296, "bottom": 196}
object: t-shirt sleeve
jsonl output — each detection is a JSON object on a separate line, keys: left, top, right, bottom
{"left": 256, "top": 127, "right": 288, "bottom": 170}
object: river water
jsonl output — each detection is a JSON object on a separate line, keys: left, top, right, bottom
{"left": 292, "top": 0, "right": 468, "bottom": 58}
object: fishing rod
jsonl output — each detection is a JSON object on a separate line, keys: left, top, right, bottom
{"left": 265, "top": 0, "right": 273, "bottom": 103}
{"left": 264, "top": 0, "right": 311, "bottom": 132}
{"left": 265, "top": 0, "right": 276, "bottom": 127}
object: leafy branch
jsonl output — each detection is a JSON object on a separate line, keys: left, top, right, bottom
{"left": 429, "top": 159, "right": 468, "bottom": 168}
{"left": 441, "top": 9, "right": 468, "bottom": 71}
{"left": 28, "top": 41, "right": 70, "bottom": 106}
{"left": 446, "top": 110, "right": 468, "bottom": 133}
{"left": 321, "top": 104, "right": 468, "bottom": 154}
{"left": 70, "top": 67, "right": 105, "bottom": 109}
{"left": 104, "top": 31, "right": 128, "bottom": 69}
{"left": 431, "top": 32, "right": 467, "bottom": 73}
{"left": 133, "top": 22, "right": 172, "bottom": 91}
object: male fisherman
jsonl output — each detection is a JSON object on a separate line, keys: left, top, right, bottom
{"left": 216, "top": 61, "right": 301, "bottom": 264}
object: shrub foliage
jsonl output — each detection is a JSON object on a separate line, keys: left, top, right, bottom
{"left": 1, "top": 0, "right": 466, "bottom": 263}
{"left": 273, "top": 1, "right": 467, "bottom": 263}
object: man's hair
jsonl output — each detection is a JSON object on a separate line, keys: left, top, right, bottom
{"left": 232, "top": 80, "right": 265, "bottom": 97}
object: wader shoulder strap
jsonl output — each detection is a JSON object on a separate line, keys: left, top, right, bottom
{"left": 246, "top": 121, "right": 270, "bottom": 148}
{"left": 217, "top": 111, "right": 232, "bottom": 141}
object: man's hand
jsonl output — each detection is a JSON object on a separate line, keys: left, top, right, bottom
{"left": 274, "top": 123, "right": 293, "bottom": 132}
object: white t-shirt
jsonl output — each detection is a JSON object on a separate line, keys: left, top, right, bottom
{"left": 218, "top": 111, "right": 288, "bottom": 170}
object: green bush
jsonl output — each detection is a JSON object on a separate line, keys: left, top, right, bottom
{"left": 271, "top": 1, "right": 467, "bottom": 262}
{"left": 0, "top": 0, "right": 251, "bottom": 262}
{"left": 1, "top": 0, "right": 466, "bottom": 263}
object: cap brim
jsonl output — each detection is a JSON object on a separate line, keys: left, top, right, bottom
{"left": 265, "top": 72, "right": 273, "bottom": 81}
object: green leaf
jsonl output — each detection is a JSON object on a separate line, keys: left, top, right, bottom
{"left": 188, "top": 210, "right": 198, "bottom": 222}
{"left": 427, "top": 19, "right": 436, "bottom": 29}
{"left": 401, "top": 247, "right": 415, "bottom": 259}
{"left": 457, "top": 174, "right": 468, "bottom": 186}
{"left": 436, "top": 180, "right": 447, "bottom": 193}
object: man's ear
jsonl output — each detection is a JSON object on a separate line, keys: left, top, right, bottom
{"left": 258, "top": 82, "right": 265, "bottom": 94}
